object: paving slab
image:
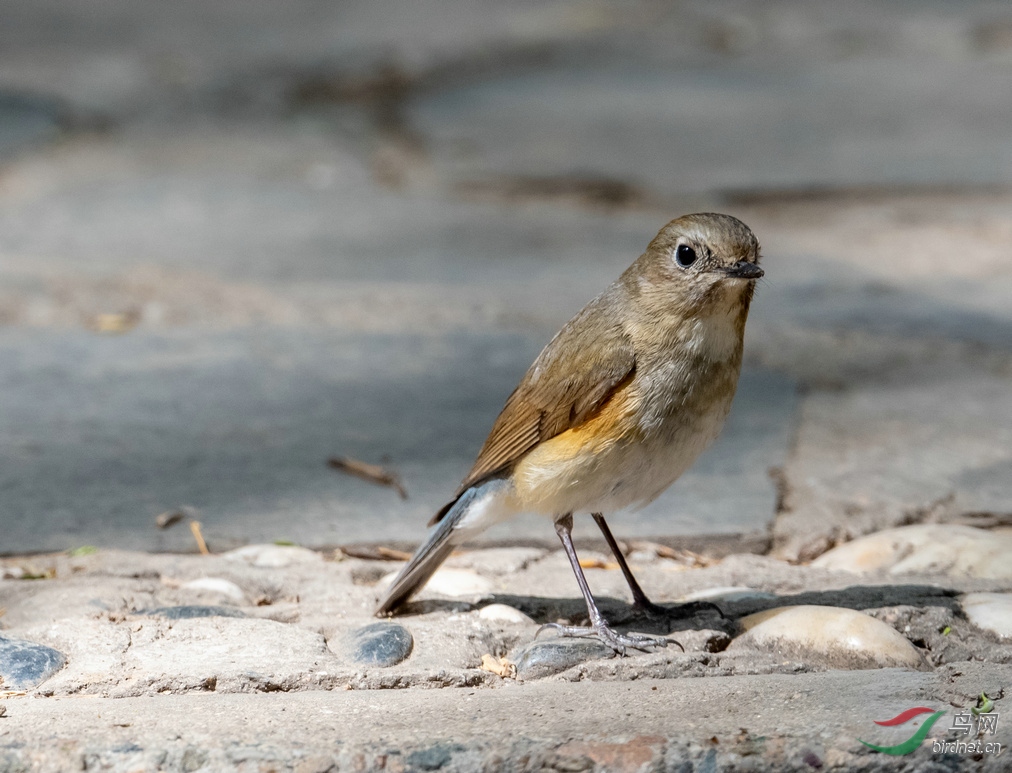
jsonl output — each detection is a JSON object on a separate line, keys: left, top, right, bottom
{"left": 737, "top": 196, "right": 1012, "bottom": 560}
{"left": 774, "top": 371, "right": 1012, "bottom": 561}
{"left": 0, "top": 124, "right": 799, "bottom": 555}
{"left": 408, "top": 55, "right": 1012, "bottom": 197}
{"left": 0, "top": 324, "right": 794, "bottom": 554}
{"left": 0, "top": 0, "right": 1009, "bottom": 562}
{"left": 2, "top": 669, "right": 1010, "bottom": 773}
{"left": 4, "top": 142, "right": 1012, "bottom": 557}
{"left": 0, "top": 93, "right": 62, "bottom": 161}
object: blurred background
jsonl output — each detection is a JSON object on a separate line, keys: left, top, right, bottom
{"left": 0, "top": 0, "right": 1010, "bottom": 558}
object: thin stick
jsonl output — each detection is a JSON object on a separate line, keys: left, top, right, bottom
{"left": 190, "top": 521, "right": 210, "bottom": 555}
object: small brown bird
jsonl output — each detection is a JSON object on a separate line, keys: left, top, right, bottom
{"left": 376, "top": 213, "right": 762, "bottom": 653}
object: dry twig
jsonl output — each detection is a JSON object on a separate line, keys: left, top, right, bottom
{"left": 339, "top": 545, "right": 412, "bottom": 561}
{"left": 190, "top": 521, "right": 210, "bottom": 555}
{"left": 479, "top": 654, "right": 516, "bottom": 679}
{"left": 327, "top": 456, "right": 408, "bottom": 499}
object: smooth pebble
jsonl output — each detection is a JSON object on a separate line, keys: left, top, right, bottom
{"left": 511, "top": 638, "right": 614, "bottom": 680}
{"left": 962, "top": 593, "right": 1012, "bottom": 640}
{"left": 406, "top": 746, "right": 457, "bottom": 772}
{"left": 342, "top": 622, "right": 413, "bottom": 667}
{"left": 223, "top": 544, "right": 323, "bottom": 568}
{"left": 477, "top": 604, "right": 535, "bottom": 625}
{"left": 181, "top": 577, "right": 246, "bottom": 602}
{"left": 378, "top": 567, "right": 493, "bottom": 599}
{"left": 0, "top": 635, "right": 66, "bottom": 690}
{"left": 680, "top": 586, "right": 777, "bottom": 603}
{"left": 812, "top": 525, "right": 1012, "bottom": 580}
{"left": 730, "top": 605, "right": 923, "bottom": 669}
{"left": 425, "top": 568, "right": 494, "bottom": 597}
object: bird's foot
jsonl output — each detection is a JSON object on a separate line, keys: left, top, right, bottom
{"left": 536, "top": 621, "right": 673, "bottom": 656}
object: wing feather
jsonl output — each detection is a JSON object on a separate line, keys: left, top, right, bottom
{"left": 449, "top": 296, "right": 636, "bottom": 503}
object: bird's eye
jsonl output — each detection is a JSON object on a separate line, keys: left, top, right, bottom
{"left": 675, "top": 244, "right": 697, "bottom": 268}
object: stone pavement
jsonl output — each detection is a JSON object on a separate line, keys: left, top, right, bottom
{"left": 1, "top": 0, "right": 1011, "bottom": 770}
{"left": 2, "top": 538, "right": 1012, "bottom": 771}
{"left": 2, "top": 670, "right": 1007, "bottom": 772}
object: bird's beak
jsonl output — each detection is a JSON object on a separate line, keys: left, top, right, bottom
{"left": 725, "top": 261, "right": 764, "bottom": 280}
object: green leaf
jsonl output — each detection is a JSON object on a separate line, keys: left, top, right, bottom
{"left": 971, "top": 693, "right": 994, "bottom": 716}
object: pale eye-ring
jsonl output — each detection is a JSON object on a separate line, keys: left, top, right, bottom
{"left": 675, "top": 244, "right": 697, "bottom": 268}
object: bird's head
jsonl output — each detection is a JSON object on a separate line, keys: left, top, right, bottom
{"left": 627, "top": 212, "right": 763, "bottom": 318}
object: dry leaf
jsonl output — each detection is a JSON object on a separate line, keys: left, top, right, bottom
{"left": 155, "top": 506, "right": 198, "bottom": 529}
{"left": 579, "top": 557, "right": 619, "bottom": 570}
{"left": 375, "top": 546, "right": 412, "bottom": 560}
{"left": 629, "top": 540, "right": 713, "bottom": 567}
{"left": 479, "top": 654, "right": 516, "bottom": 679}
{"left": 91, "top": 311, "right": 140, "bottom": 334}
{"left": 328, "top": 456, "right": 408, "bottom": 499}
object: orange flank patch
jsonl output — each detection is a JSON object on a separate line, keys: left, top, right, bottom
{"left": 511, "top": 383, "right": 641, "bottom": 512}
{"left": 530, "top": 384, "right": 640, "bottom": 463}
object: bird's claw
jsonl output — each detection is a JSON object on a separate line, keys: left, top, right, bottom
{"left": 536, "top": 621, "right": 673, "bottom": 656}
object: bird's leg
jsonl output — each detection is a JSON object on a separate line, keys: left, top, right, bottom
{"left": 592, "top": 513, "right": 725, "bottom": 622}
{"left": 591, "top": 513, "right": 667, "bottom": 615}
{"left": 538, "top": 513, "right": 669, "bottom": 655}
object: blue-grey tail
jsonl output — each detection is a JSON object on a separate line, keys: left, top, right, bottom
{"left": 375, "top": 484, "right": 488, "bottom": 616}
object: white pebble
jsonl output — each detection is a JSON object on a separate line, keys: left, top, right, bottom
{"left": 730, "top": 605, "right": 923, "bottom": 669}
{"left": 812, "top": 525, "right": 1012, "bottom": 580}
{"left": 962, "top": 593, "right": 1012, "bottom": 640}
{"left": 680, "top": 586, "right": 776, "bottom": 603}
{"left": 180, "top": 577, "right": 246, "bottom": 603}
{"left": 222, "top": 544, "right": 323, "bottom": 568}
{"left": 423, "top": 568, "right": 494, "bottom": 598}
{"left": 477, "top": 604, "right": 535, "bottom": 625}
{"left": 376, "top": 567, "right": 495, "bottom": 600}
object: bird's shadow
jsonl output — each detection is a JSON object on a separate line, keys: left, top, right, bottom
{"left": 392, "top": 584, "right": 962, "bottom": 639}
